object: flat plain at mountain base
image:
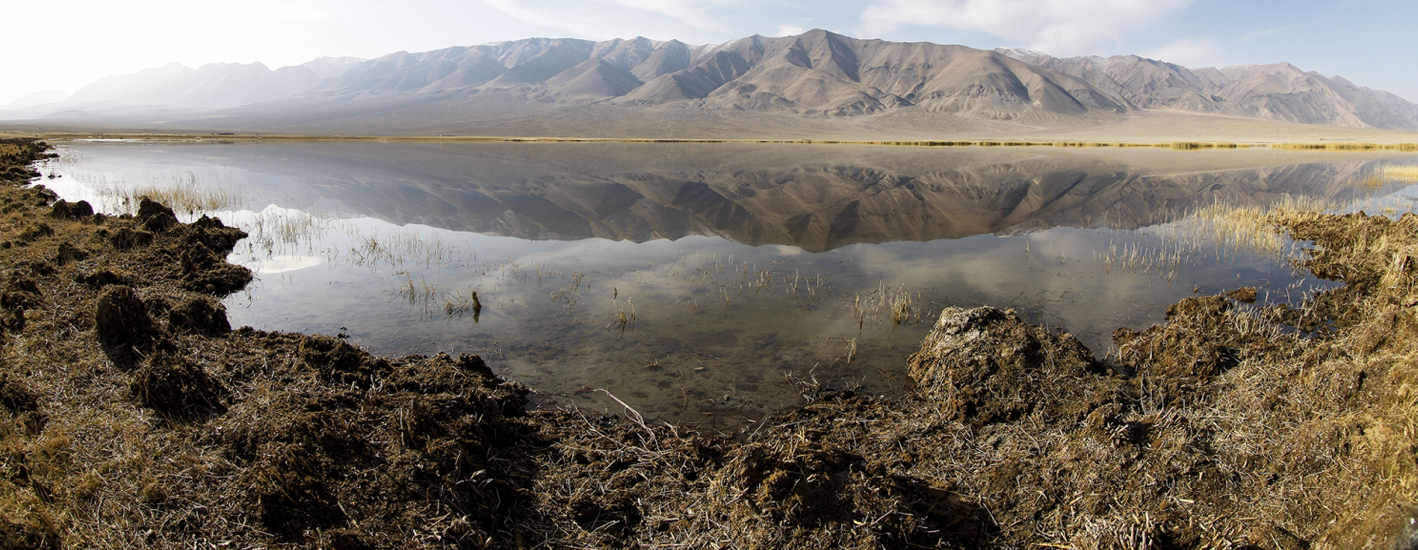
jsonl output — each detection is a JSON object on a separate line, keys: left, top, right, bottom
{"left": 1, "top": 138, "right": 1416, "bottom": 549}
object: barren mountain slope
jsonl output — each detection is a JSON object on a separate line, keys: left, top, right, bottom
{"left": 1002, "top": 49, "right": 1418, "bottom": 130}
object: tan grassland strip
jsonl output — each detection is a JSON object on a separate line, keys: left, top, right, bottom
{"left": 29, "top": 131, "right": 1418, "bottom": 152}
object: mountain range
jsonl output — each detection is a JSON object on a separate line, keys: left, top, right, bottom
{"left": 6, "top": 30, "right": 1417, "bottom": 135}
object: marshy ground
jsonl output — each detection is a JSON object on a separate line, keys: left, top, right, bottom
{"left": 1, "top": 137, "right": 1416, "bottom": 549}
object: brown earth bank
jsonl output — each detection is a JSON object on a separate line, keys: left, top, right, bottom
{"left": 0, "top": 137, "right": 1416, "bottom": 549}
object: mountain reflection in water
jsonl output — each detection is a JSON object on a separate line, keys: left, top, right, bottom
{"left": 69, "top": 142, "right": 1383, "bottom": 250}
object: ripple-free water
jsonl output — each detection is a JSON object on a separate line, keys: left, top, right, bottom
{"left": 38, "top": 142, "right": 1418, "bottom": 429}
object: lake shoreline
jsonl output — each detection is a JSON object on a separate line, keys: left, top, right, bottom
{"left": 2, "top": 137, "right": 1415, "bottom": 548}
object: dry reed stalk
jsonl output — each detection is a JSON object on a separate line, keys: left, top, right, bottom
{"left": 1380, "top": 165, "right": 1418, "bottom": 182}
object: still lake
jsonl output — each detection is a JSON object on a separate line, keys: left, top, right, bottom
{"left": 39, "top": 141, "right": 1418, "bottom": 429}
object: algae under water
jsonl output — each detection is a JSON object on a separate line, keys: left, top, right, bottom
{"left": 37, "top": 141, "right": 1418, "bottom": 428}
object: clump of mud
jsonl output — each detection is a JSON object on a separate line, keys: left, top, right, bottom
{"left": 908, "top": 306, "right": 1119, "bottom": 426}
{"left": 94, "top": 284, "right": 155, "bottom": 352}
{"left": 167, "top": 295, "right": 230, "bottom": 336}
{"left": 211, "top": 339, "right": 535, "bottom": 545}
{"left": 130, "top": 351, "right": 227, "bottom": 417}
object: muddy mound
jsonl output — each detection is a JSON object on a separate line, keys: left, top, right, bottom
{"left": 0, "top": 372, "right": 38, "bottom": 414}
{"left": 1113, "top": 295, "right": 1247, "bottom": 381}
{"left": 908, "top": 306, "right": 1121, "bottom": 426}
{"left": 94, "top": 284, "right": 154, "bottom": 345}
{"left": 211, "top": 338, "right": 537, "bottom": 545}
{"left": 130, "top": 351, "right": 227, "bottom": 417}
{"left": 174, "top": 227, "right": 252, "bottom": 294}
{"left": 136, "top": 198, "right": 178, "bottom": 232}
{"left": 48, "top": 199, "right": 93, "bottom": 220}
{"left": 522, "top": 392, "right": 996, "bottom": 549}
{"left": 167, "top": 295, "right": 230, "bottom": 335}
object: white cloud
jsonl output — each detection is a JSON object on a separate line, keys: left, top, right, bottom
{"left": 1143, "top": 37, "right": 1227, "bottom": 69}
{"left": 228, "top": 1, "right": 325, "bottom": 21}
{"left": 775, "top": 25, "right": 806, "bottom": 36}
{"left": 1231, "top": 25, "right": 1299, "bottom": 47}
{"left": 479, "top": 0, "right": 604, "bottom": 37}
{"left": 859, "top": 0, "right": 1194, "bottom": 55}
{"left": 479, "top": 0, "right": 744, "bottom": 39}
{"left": 603, "top": 0, "right": 726, "bottom": 31}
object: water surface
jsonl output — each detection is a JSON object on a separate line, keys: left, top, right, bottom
{"left": 40, "top": 142, "right": 1418, "bottom": 429}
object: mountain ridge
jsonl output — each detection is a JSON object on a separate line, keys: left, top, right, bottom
{"left": 997, "top": 49, "right": 1418, "bottom": 130}
{"left": 5, "top": 30, "right": 1417, "bottom": 133}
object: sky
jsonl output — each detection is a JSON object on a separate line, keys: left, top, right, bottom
{"left": 3, "top": 0, "right": 1416, "bottom": 106}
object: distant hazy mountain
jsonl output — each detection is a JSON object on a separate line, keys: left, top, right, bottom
{"left": 996, "top": 49, "right": 1418, "bottom": 130}
{"left": 1, "top": 90, "right": 68, "bottom": 110}
{"left": 2, "top": 57, "right": 364, "bottom": 117}
{"left": 6, "top": 30, "right": 1416, "bottom": 133}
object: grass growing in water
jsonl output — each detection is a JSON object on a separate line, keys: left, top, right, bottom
{"left": 239, "top": 207, "right": 336, "bottom": 254}
{"left": 80, "top": 170, "right": 244, "bottom": 217}
{"left": 609, "top": 296, "right": 637, "bottom": 334}
{"left": 1095, "top": 195, "right": 1339, "bottom": 280}
{"left": 1380, "top": 164, "right": 1418, "bottom": 182}
{"left": 1272, "top": 142, "right": 1418, "bottom": 152}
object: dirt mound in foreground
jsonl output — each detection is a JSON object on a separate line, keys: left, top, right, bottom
{"left": 1, "top": 137, "right": 1416, "bottom": 549}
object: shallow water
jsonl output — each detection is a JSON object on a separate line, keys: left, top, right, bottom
{"left": 38, "top": 142, "right": 1418, "bottom": 429}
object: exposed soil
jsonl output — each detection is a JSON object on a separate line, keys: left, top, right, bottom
{"left": 1, "top": 137, "right": 1416, "bottom": 549}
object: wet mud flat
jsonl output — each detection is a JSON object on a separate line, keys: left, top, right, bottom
{"left": 1, "top": 137, "right": 1416, "bottom": 549}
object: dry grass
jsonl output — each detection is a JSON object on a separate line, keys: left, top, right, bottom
{"left": 1185, "top": 195, "right": 1332, "bottom": 257}
{"left": 1094, "top": 195, "right": 1338, "bottom": 281}
{"left": 347, "top": 229, "right": 454, "bottom": 269}
{"left": 1170, "top": 141, "right": 1239, "bottom": 150}
{"left": 849, "top": 283, "right": 922, "bottom": 329}
{"left": 442, "top": 289, "right": 482, "bottom": 317}
{"left": 1273, "top": 142, "right": 1418, "bottom": 152}
{"left": 608, "top": 296, "right": 637, "bottom": 333}
{"left": 237, "top": 207, "right": 336, "bottom": 254}
{"left": 76, "top": 170, "right": 244, "bottom": 218}
{"left": 1380, "top": 164, "right": 1418, "bottom": 182}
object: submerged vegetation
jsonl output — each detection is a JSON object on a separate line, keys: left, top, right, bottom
{"left": 3, "top": 137, "right": 1418, "bottom": 548}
